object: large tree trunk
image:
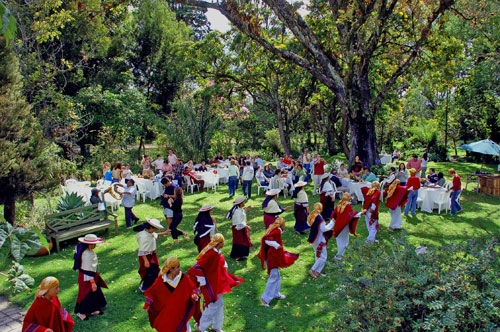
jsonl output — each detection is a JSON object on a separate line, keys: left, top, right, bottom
{"left": 3, "top": 191, "right": 16, "bottom": 225}
{"left": 348, "top": 115, "right": 378, "bottom": 169}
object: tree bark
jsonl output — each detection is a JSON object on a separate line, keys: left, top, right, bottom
{"left": 3, "top": 190, "right": 16, "bottom": 225}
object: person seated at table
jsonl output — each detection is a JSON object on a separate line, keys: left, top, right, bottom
{"left": 350, "top": 156, "right": 364, "bottom": 176}
{"left": 208, "top": 155, "right": 218, "bottom": 166}
{"left": 270, "top": 169, "right": 285, "bottom": 190}
{"left": 292, "top": 163, "right": 306, "bottom": 183}
{"left": 330, "top": 169, "right": 349, "bottom": 192}
{"left": 256, "top": 166, "right": 270, "bottom": 186}
{"left": 263, "top": 164, "right": 274, "bottom": 179}
{"left": 215, "top": 152, "right": 224, "bottom": 161}
{"left": 436, "top": 172, "right": 446, "bottom": 187}
{"left": 141, "top": 155, "right": 154, "bottom": 178}
{"left": 396, "top": 163, "right": 408, "bottom": 186}
{"left": 361, "top": 167, "right": 377, "bottom": 182}
{"left": 197, "top": 161, "right": 209, "bottom": 172}
{"left": 337, "top": 163, "right": 349, "bottom": 178}
{"left": 276, "top": 157, "right": 286, "bottom": 170}
{"left": 427, "top": 168, "right": 438, "bottom": 184}
{"left": 161, "top": 160, "right": 173, "bottom": 175}
{"left": 122, "top": 163, "right": 133, "bottom": 179}
{"left": 386, "top": 166, "right": 397, "bottom": 184}
{"left": 184, "top": 166, "right": 205, "bottom": 192}
{"left": 283, "top": 155, "right": 293, "bottom": 166}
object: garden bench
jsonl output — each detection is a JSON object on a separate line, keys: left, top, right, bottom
{"left": 45, "top": 204, "right": 118, "bottom": 253}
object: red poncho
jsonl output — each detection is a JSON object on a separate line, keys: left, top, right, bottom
{"left": 332, "top": 204, "right": 360, "bottom": 238}
{"left": 144, "top": 273, "right": 199, "bottom": 332}
{"left": 361, "top": 187, "right": 381, "bottom": 224}
{"left": 188, "top": 249, "right": 243, "bottom": 305}
{"left": 22, "top": 296, "right": 74, "bottom": 332}
{"left": 257, "top": 227, "right": 299, "bottom": 274}
{"left": 384, "top": 186, "right": 409, "bottom": 210}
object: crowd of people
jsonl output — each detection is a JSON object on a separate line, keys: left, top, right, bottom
{"left": 24, "top": 148, "right": 466, "bottom": 332}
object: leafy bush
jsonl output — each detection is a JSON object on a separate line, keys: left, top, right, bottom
{"left": 370, "top": 164, "right": 388, "bottom": 176}
{"left": 330, "top": 234, "right": 500, "bottom": 331}
{"left": 56, "top": 192, "right": 85, "bottom": 212}
{"left": 0, "top": 222, "right": 43, "bottom": 261}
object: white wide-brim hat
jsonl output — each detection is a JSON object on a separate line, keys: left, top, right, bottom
{"left": 321, "top": 173, "right": 331, "bottom": 180}
{"left": 198, "top": 204, "right": 214, "bottom": 212}
{"left": 265, "top": 188, "right": 281, "bottom": 196}
{"left": 78, "top": 234, "right": 104, "bottom": 244}
{"left": 295, "top": 181, "right": 307, "bottom": 187}
{"left": 233, "top": 196, "right": 246, "bottom": 205}
{"left": 146, "top": 218, "right": 164, "bottom": 229}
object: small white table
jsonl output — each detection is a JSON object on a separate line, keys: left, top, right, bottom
{"left": 418, "top": 187, "right": 446, "bottom": 213}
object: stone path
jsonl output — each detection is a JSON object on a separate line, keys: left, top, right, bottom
{"left": 0, "top": 296, "right": 24, "bottom": 332}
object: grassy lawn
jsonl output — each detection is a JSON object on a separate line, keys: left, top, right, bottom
{"left": 1, "top": 161, "right": 499, "bottom": 331}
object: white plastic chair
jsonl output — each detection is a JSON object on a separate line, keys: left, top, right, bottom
{"left": 135, "top": 181, "right": 151, "bottom": 202}
{"left": 256, "top": 177, "right": 268, "bottom": 195}
{"left": 184, "top": 175, "right": 199, "bottom": 194}
{"left": 379, "top": 179, "right": 388, "bottom": 202}
{"left": 433, "top": 190, "right": 451, "bottom": 214}
{"left": 331, "top": 181, "right": 344, "bottom": 200}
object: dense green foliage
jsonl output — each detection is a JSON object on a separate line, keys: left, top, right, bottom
{"left": 332, "top": 236, "right": 500, "bottom": 331}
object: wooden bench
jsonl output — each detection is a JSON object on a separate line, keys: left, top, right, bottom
{"left": 45, "top": 204, "right": 118, "bottom": 253}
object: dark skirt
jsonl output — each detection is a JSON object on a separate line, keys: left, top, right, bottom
{"left": 75, "top": 273, "right": 107, "bottom": 315}
{"left": 231, "top": 225, "right": 252, "bottom": 259}
{"left": 138, "top": 252, "right": 160, "bottom": 291}
{"left": 294, "top": 203, "right": 309, "bottom": 233}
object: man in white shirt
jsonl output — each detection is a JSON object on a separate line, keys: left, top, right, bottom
{"left": 242, "top": 161, "right": 255, "bottom": 198}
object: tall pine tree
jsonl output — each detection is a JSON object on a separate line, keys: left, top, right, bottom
{"left": 0, "top": 36, "right": 59, "bottom": 224}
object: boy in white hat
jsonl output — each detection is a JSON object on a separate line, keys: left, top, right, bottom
{"left": 135, "top": 218, "right": 170, "bottom": 292}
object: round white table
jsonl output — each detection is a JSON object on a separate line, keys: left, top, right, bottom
{"left": 418, "top": 187, "right": 446, "bottom": 213}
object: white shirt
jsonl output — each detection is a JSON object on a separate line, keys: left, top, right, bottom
{"left": 295, "top": 190, "right": 308, "bottom": 204}
{"left": 121, "top": 185, "right": 136, "bottom": 208}
{"left": 167, "top": 154, "right": 178, "bottom": 166}
{"left": 231, "top": 208, "right": 248, "bottom": 230}
{"left": 242, "top": 165, "right": 255, "bottom": 181}
{"left": 136, "top": 230, "right": 158, "bottom": 254}
{"left": 81, "top": 249, "right": 98, "bottom": 281}
{"left": 263, "top": 199, "right": 282, "bottom": 214}
{"left": 152, "top": 159, "right": 164, "bottom": 170}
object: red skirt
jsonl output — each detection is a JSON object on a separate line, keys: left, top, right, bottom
{"left": 263, "top": 213, "right": 277, "bottom": 229}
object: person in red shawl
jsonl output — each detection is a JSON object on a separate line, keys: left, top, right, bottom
{"left": 307, "top": 203, "right": 335, "bottom": 278}
{"left": 143, "top": 257, "right": 201, "bottom": 332}
{"left": 332, "top": 193, "right": 364, "bottom": 261}
{"left": 384, "top": 179, "right": 409, "bottom": 231}
{"left": 22, "top": 276, "right": 74, "bottom": 332}
{"left": 257, "top": 217, "right": 299, "bottom": 307}
{"left": 73, "top": 234, "right": 108, "bottom": 321}
{"left": 361, "top": 181, "right": 381, "bottom": 244}
{"left": 188, "top": 233, "right": 243, "bottom": 332}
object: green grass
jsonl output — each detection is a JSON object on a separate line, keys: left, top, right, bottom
{"left": 1, "top": 161, "right": 499, "bottom": 331}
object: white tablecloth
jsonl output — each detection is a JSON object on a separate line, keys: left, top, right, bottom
{"left": 418, "top": 187, "right": 446, "bottom": 213}
{"left": 135, "top": 178, "right": 163, "bottom": 200}
{"left": 347, "top": 181, "right": 370, "bottom": 202}
{"left": 217, "top": 168, "right": 229, "bottom": 184}
{"left": 196, "top": 171, "right": 219, "bottom": 191}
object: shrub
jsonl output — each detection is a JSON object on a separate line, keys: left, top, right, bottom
{"left": 56, "top": 192, "right": 85, "bottom": 212}
{"left": 330, "top": 234, "right": 500, "bottom": 331}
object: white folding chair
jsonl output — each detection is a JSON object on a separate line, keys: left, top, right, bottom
{"left": 184, "top": 175, "right": 199, "bottom": 194}
{"left": 65, "top": 179, "right": 77, "bottom": 186}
